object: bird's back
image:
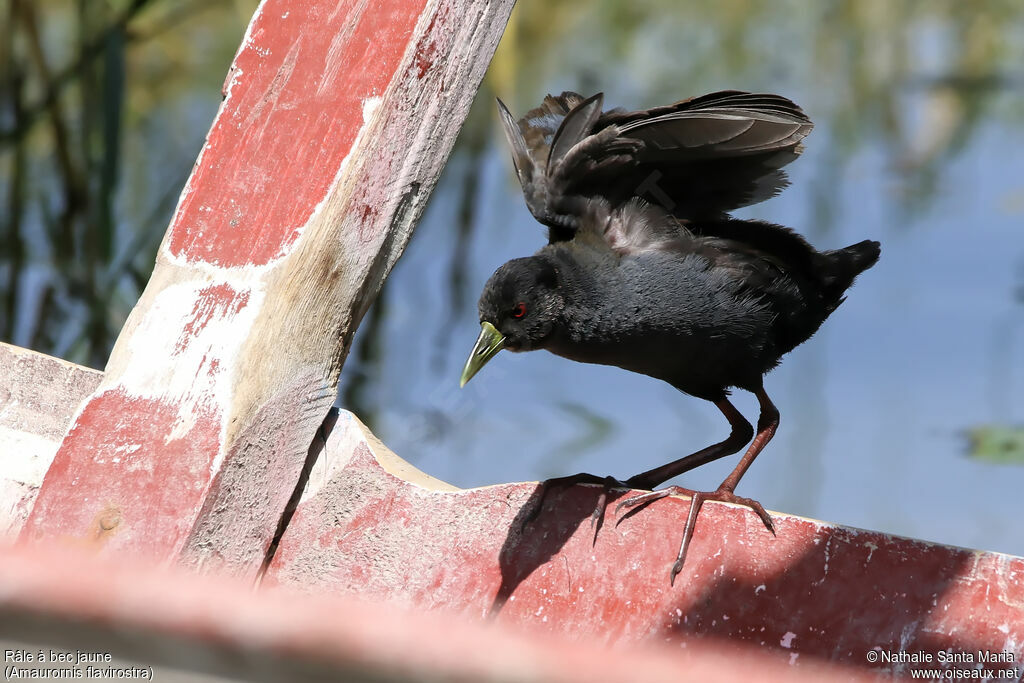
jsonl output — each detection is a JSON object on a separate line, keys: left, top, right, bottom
{"left": 544, "top": 214, "right": 879, "bottom": 397}
{"left": 680, "top": 218, "right": 881, "bottom": 356}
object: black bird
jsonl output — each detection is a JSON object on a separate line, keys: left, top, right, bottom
{"left": 460, "top": 90, "right": 880, "bottom": 582}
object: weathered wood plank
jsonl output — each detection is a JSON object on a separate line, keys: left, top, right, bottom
{"left": 0, "top": 543, "right": 885, "bottom": 683}
{"left": 20, "top": 0, "right": 514, "bottom": 578}
{"left": 0, "top": 343, "right": 101, "bottom": 539}
{"left": 265, "top": 410, "right": 1024, "bottom": 680}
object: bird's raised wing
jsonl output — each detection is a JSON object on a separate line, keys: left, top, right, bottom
{"left": 496, "top": 90, "right": 813, "bottom": 243}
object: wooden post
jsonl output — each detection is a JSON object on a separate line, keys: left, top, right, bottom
{"left": 18, "top": 0, "right": 515, "bottom": 578}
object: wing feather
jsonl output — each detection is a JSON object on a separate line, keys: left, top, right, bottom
{"left": 496, "top": 90, "right": 814, "bottom": 245}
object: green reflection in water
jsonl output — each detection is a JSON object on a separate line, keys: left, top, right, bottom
{"left": 3, "top": 1, "right": 1022, "bottom": 466}
{"left": 967, "top": 425, "right": 1024, "bottom": 464}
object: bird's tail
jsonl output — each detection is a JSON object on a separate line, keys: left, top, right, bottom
{"left": 817, "top": 239, "right": 881, "bottom": 310}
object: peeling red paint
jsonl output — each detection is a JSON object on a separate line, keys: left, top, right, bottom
{"left": 265, "top": 417, "right": 1024, "bottom": 679}
{"left": 414, "top": 39, "right": 437, "bottom": 79}
{"left": 166, "top": 0, "right": 430, "bottom": 267}
{"left": 174, "top": 284, "right": 251, "bottom": 354}
{"left": 413, "top": 4, "right": 446, "bottom": 80}
{"left": 350, "top": 142, "right": 399, "bottom": 244}
{"left": 360, "top": 203, "right": 377, "bottom": 224}
{"left": 21, "top": 390, "right": 221, "bottom": 560}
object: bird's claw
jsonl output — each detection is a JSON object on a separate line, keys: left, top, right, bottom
{"left": 729, "top": 493, "right": 775, "bottom": 536}
{"left": 522, "top": 473, "right": 629, "bottom": 543}
{"left": 614, "top": 487, "right": 674, "bottom": 516}
{"left": 614, "top": 485, "right": 774, "bottom": 585}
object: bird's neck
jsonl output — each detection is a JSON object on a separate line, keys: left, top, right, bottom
{"left": 542, "top": 245, "right": 622, "bottom": 353}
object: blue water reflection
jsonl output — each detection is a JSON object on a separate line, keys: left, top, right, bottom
{"left": 339, "top": 3, "right": 1024, "bottom": 557}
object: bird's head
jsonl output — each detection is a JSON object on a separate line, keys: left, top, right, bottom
{"left": 460, "top": 256, "right": 563, "bottom": 387}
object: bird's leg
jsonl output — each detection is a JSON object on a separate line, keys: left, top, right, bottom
{"left": 715, "top": 387, "right": 779, "bottom": 496}
{"left": 623, "top": 398, "right": 753, "bottom": 490}
{"left": 522, "top": 398, "right": 751, "bottom": 542}
{"left": 617, "top": 387, "right": 780, "bottom": 584}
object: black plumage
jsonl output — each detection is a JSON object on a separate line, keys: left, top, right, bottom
{"left": 461, "top": 90, "right": 880, "bottom": 582}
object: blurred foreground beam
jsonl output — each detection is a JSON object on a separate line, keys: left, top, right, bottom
{"left": 0, "top": 543, "right": 884, "bottom": 683}
{"left": 17, "top": 0, "right": 514, "bottom": 577}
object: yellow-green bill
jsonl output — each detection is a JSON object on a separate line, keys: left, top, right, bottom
{"left": 460, "top": 321, "right": 505, "bottom": 387}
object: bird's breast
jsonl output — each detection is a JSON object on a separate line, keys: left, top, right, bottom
{"left": 544, "top": 251, "right": 779, "bottom": 389}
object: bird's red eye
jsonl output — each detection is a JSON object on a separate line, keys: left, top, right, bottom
{"left": 512, "top": 302, "right": 527, "bottom": 318}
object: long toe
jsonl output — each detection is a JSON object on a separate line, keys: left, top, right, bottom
{"left": 522, "top": 473, "right": 629, "bottom": 535}
{"left": 689, "top": 487, "right": 775, "bottom": 535}
{"left": 670, "top": 488, "right": 776, "bottom": 583}
{"left": 717, "top": 490, "right": 775, "bottom": 535}
{"left": 607, "top": 486, "right": 775, "bottom": 584}
{"left": 670, "top": 490, "right": 709, "bottom": 585}
{"left": 614, "top": 485, "right": 695, "bottom": 517}
{"left": 587, "top": 476, "right": 631, "bottom": 544}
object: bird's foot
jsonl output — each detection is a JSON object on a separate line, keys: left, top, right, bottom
{"left": 615, "top": 486, "right": 775, "bottom": 585}
{"left": 522, "top": 473, "right": 630, "bottom": 544}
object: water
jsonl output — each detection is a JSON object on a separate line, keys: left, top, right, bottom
{"left": 339, "top": 2, "right": 1024, "bottom": 557}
